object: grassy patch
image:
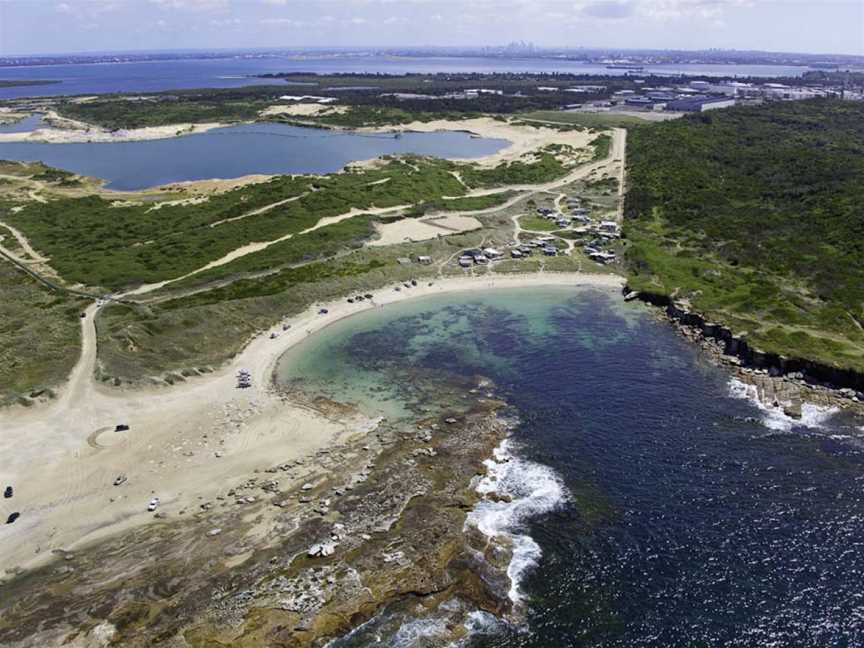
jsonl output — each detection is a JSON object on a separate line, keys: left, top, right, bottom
{"left": 0, "top": 257, "right": 87, "bottom": 404}
{"left": 624, "top": 99, "right": 864, "bottom": 370}
{"left": 403, "top": 191, "right": 518, "bottom": 217}
{"left": 2, "top": 158, "right": 463, "bottom": 289}
{"left": 520, "top": 216, "right": 560, "bottom": 232}
{"left": 521, "top": 111, "right": 651, "bottom": 129}
{"left": 460, "top": 151, "right": 567, "bottom": 188}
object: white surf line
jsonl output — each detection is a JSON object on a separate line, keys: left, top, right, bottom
{"left": 120, "top": 203, "right": 411, "bottom": 298}
{"left": 466, "top": 438, "right": 568, "bottom": 605}
{"left": 727, "top": 378, "right": 839, "bottom": 432}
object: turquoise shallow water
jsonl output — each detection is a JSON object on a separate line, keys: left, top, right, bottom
{"left": 278, "top": 287, "right": 864, "bottom": 647}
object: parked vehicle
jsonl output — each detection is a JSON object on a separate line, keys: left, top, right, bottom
{"left": 6, "top": 512, "right": 20, "bottom": 524}
{"left": 3, "top": 486, "right": 12, "bottom": 499}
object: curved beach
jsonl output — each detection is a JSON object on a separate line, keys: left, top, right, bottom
{"left": 0, "top": 271, "right": 623, "bottom": 573}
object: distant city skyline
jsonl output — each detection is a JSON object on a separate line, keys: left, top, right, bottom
{"left": 1, "top": 1, "right": 862, "bottom": 58}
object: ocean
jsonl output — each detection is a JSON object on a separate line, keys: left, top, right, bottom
{"left": 0, "top": 56, "right": 817, "bottom": 99}
{"left": 277, "top": 287, "right": 864, "bottom": 647}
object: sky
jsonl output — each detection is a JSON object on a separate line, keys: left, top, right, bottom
{"left": 0, "top": 0, "right": 862, "bottom": 57}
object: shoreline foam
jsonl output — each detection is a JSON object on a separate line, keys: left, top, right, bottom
{"left": 467, "top": 437, "right": 568, "bottom": 605}
{"left": 727, "top": 377, "right": 839, "bottom": 431}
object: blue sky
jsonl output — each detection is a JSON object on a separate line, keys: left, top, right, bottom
{"left": 1, "top": 1, "right": 861, "bottom": 57}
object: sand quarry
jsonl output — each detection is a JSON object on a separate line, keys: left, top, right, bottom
{"left": 0, "top": 272, "right": 623, "bottom": 573}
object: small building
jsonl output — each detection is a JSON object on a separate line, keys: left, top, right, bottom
{"left": 483, "top": 247, "right": 502, "bottom": 259}
{"left": 474, "top": 254, "right": 489, "bottom": 265}
{"left": 396, "top": 257, "right": 412, "bottom": 266}
{"left": 666, "top": 96, "right": 736, "bottom": 112}
{"left": 543, "top": 246, "right": 557, "bottom": 256}
{"left": 417, "top": 255, "right": 432, "bottom": 265}
{"left": 599, "top": 221, "right": 619, "bottom": 233}
{"left": 458, "top": 256, "right": 474, "bottom": 268}
{"left": 511, "top": 249, "right": 523, "bottom": 259}
{"left": 589, "top": 250, "right": 617, "bottom": 264}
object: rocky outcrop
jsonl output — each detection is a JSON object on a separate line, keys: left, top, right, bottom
{"left": 627, "top": 286, "right": 864, "bottom": 399}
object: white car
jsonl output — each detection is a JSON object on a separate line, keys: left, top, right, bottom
{"left": 147, "top": 497, "right": 160, "bottom": 512}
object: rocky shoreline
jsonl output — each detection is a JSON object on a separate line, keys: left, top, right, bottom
{"left": 0, "top": 375, "right": 520, "bottom": 647}
{"left": 625, "top": 288, "right": 864, "bottom": 418}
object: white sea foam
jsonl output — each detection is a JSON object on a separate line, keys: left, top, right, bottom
{"left": 727, "top": 378, "right": 838, "bottom": 431}
{"left": 466, "top": 438, "right": 567, "bottom": 604}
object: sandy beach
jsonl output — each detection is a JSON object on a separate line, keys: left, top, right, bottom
{"left": 364, "top": 116, "right": 596, "bottom": 168}
{"left": 0, "top": 271, "right": 623, "bottom": 573}
{"left": 0, "top": 110, "right": 229, "bottom": 144}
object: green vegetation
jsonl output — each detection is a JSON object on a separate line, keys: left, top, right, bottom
{"left": 310, "top": 106, "right": 474, "bottom": 129}
{"left": 164, "top": 214, "right": 378, "bottom": 293}
{"left": 2, "top": 158, "right": 464, "bottom": 289}
{"left": 460, "top": 151, "right": 567, "bottom": 187}
{"left": 3, "top": 147, "right": 574, "bottom": 290}
{"left": 97, "top": 239, "right": 458, "bottom": 381}
{"left": 585, "top": 176, "right": 619, "bottom": 193}
{"left": 520, "top": 216, "right": 559, "bottom": 232}
{"left": 0, "top": 79, "right": 60, "bottom": 88}
{"left": 590, "top": 133, "right": 612, "bottom": 161}
{"left": 0, "top": 256, "right": 86, "bottom": 404}
{"left": 402, "top": 191, "right": 518, "bottom": 218}
{"left": 30, "top": 166, "right": 81, "bottom": 186}
{"left": 624, "top": 99, "right": 864, "bottom": 370}
{"left": 520, "top": 110, "right": 656, "bottom": 129}
{"left": 55, "top": 86, "right": 287, "bottom": 129}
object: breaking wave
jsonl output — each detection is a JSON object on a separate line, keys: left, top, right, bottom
{"left": 727, "top": 378, "right": 838, "bottom": 431}
{"left": 466, "top": 438, "right": 568, "bottom": 605}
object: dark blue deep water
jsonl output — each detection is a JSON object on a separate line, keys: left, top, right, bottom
{"left": 0, "top": 122, "right": 507, "bottom": 190}
{"left": 280, "top": 288, "right": 864, "bottom": 647}
{"left": 0, "top": 56, "right": 816, "bottom": 99}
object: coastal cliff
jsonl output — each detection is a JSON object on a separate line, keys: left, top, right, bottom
{"left": 626, "top": 287, "right": 864, "bottom": 409}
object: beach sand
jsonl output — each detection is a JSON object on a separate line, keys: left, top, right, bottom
{"left": 364, "top": 116, "right": 596, "bottom": 168}
{"left": 0, "top": 110, "right": 229, "bottom": 144}
{"left": 0, "top": 271, "right": 623, "bottom": 573}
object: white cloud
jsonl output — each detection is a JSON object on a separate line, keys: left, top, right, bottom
{"left": 573, "top": 0, "right": 754, "bottom": 22}
{"left": 149, "top": 0, "right": 229, "bottom": 11}
{"left": 260, "top": 17, "right": 306, "bottom": 26}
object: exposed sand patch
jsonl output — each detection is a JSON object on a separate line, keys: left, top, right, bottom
{"left": 0, "top": 110, "right": 230, "bottom": 144}
{"left": 260, "top": 104, "right": 348, "bottom": 118}
{"left": 364, "top": 117, "right": 595, "bottom": 169}
{"left": 369, "top": 215, "right": 482, "bottom": 247}
{"left": 121, "top": 204, "right": 409, "bottom": 297}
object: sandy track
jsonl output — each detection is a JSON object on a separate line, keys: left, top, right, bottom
{"left": 121, "top": 203, "right": 411, "bottom": 297}
{"left": 0, "top": 271, "right": 623, "bottom": 573}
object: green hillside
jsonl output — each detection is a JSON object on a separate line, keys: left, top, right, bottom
{"left": 624, "top": 99, "right": 864, "bottom": 371}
